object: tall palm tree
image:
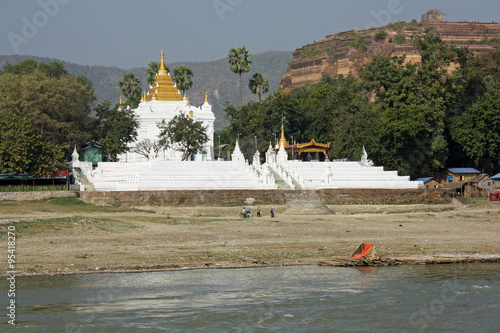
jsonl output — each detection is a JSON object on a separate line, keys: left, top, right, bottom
{"left": 248, "top": 73, "right": 269, "bottom": 102}
{"left": 228, "top": 46, "right": 252, "bottom": 106}
{"left": 173, "top": 66, "right": 194, "bottom": 98}
{"left": 146, "top": 61, "right": 160, "bottom": 86}
{"left": 118, "top": 73, "right": 142, "bottom": 109}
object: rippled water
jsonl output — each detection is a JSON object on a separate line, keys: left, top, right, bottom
{"left": 1, "top": 263, "right": 499, "bottom": 332}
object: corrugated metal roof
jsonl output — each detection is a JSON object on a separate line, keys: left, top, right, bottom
{"left": 448, "top": 168, "right": 480, "bottom": 174}
{"left": 416, "top": 177, "right": 433, "bottom": 183}
{"left": 492, "top": 173, "right": 500, "bottom": 179}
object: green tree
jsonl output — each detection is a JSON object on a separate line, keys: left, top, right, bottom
{"left": 38, "top": 61, "right": 68, "bottom": 78}
{"left": 0, "top": 113, "right": 64, "bottom": 175}
{"left": 349, "top": 34, "right": 366, "bottom": 51}
{"left": 451, "top": 89, "right": 500, "bottom": 170}
{"left": 248, "top": 73, "right": 269, "bottom": 102}
{"left": 228, "top": 46, "right": 252, "bottom": 106}
{"left": 374, "top": 30, "right": 387, "bottom": 42}
{"left": 118, "top": 73, "right": 142, "bottom": 109}
{"left": 392, "top": 34, "right": 407, "bottom": 44}
{"left": 94, "top": 101, "right": 138, "bottom": 162}
{"left": 173, "top": 65, "right": 194, "bottom": 98}
{"left": 358, "top": 32, "right": 464, "bottom": 177}
{"left": 146, "top": 61, "right": 161, "bottom": 86}
{"left": 1, "top": 59, "right": 38, "bottom": 75}
{"left": 157, "top": 112, "right": 208, "bottom": 161}
{"left": 0, "top": 63, "right": 95, "bottom": 147}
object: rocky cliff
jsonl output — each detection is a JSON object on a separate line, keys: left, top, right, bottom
{"left": 279, "top": 20, "right": 500, "bottom": 91}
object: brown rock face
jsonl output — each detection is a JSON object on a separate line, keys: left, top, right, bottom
{"left": 279, "top": 21, "right": 500, "bottom": 92}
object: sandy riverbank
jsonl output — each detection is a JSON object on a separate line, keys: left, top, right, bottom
{"left": 1, "top": 198, "right": 499, "bottom": 276}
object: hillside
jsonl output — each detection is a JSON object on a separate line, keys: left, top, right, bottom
{"left": 0, "top": 51, "right": 292, "bottom": 130}
{"left": 280, "top": 18, "right": 500, "bottom": 91}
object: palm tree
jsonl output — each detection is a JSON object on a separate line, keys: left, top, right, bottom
{"left": 248, "top": 73, "right": 269, "bottom": 102}
{"left": 173, "top": 66, "right": 194, "bottom": 98}
{"left": 146, "top": 61, "right": 160, "bottom": 86}
{"left": 228, "top": 46, "right": 252, "bottom": 106}
{"left": 118, "top": 73, "right": 142, "bottom": 109}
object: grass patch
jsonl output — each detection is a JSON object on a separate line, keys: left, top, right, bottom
{"left": 0, "top": 196, "right": 151, "bottom": 215}
{"left": 1, "top": 217, "right": 140, "bottom": 236}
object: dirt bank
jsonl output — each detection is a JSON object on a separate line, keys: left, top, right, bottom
{"left": 1, "top": 199, "right": 499, "bottom": 276}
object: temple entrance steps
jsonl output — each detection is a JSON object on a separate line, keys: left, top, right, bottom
{"left": 269, "top": 168, "right": 292, "bottom": 190}
{"left": 74, "top": 168, "right": 95, "bottom": 191}
{"left": 80, "top": 176, "right": 96, "bottom": 191}
{"left": 282, "top": 190, "right": 334, "bottom": 215}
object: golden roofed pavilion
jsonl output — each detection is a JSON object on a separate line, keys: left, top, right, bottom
{"left": 276, "top": 125, "right": 331, "bottom": 161}
{"left": 145, "top": 49, "right": 182, "bottom": 102}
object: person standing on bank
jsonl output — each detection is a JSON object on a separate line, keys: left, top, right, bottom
{"left": 270, "top": 208, "right": 274, "bottom": 218}
{"left": 257, "top": 207, "right": 261, "bottom": 217}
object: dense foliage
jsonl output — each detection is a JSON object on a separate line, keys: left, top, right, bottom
{"left": 0, "top": 113, "right": 64, "bottom": 175}
{"left": 0, "top": 60, "right": 96, "bottom": 174}
{"left": 0, "top": 60, "right": 140, "bottom": 173}
{"left": 158, "top": 112, "right": 208, "bottom": 161}
{"left": 220, "top": 33, "right": 500, "bottom": 178}
{"left": 92, "top": 101, "right": 138, "bottom": 162}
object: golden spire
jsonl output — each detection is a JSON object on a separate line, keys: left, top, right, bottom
{"left": 279, "top": 123, "right": 289, "bottom": 147}
{"left": 144, "top": 47, "right": 182, "bottom": 102}
{"left": 159, "top": 47, "right": 168, "bottom": 75}
{"left": 204, "top": 92, "right": 209, "bottom": 104}
{"left": 119, "top": 96, "right": 122, "bottom": 105}
{"left": 185, "top": 95, "right": 190, "bottom": 107}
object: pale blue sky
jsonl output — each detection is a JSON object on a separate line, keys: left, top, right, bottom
{"left": 1, "top": 0, "right": 498, "bottom": 69}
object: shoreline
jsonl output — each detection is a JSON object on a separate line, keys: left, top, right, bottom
{"left": 6, "top": 255, "right": 500, "bottom": 277}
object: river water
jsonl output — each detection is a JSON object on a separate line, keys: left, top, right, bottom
{"left": 1, "top": 263, "right": 499, "bottom": 332}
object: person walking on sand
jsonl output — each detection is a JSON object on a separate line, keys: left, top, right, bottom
{"left": 257, "top": 207, "right": 261, "bottom": 217}
{"left": 270, "top": 207, "right": 275, "bottom": 218}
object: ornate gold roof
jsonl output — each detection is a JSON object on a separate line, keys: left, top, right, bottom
{"left": 296, "top": 139, "right": 331, "bottom": 149}
{"left": 145, "top": 49, "right": 182, "bottom": 102}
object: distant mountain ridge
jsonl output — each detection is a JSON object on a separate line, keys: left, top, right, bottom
{"left": 0, "top": 51, "right": 292, "bottom": 130}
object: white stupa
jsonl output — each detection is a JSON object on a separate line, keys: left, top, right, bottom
{"left": 120, "top": 48, "right": 215, "bottom": 162}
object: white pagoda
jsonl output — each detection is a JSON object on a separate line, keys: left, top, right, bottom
{"left": 120, "top": 49, "right": 215, "bottom": 162}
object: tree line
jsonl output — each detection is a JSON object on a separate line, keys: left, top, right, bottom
{"left": 217, "top": 31, "right": 500, "bottom": 178}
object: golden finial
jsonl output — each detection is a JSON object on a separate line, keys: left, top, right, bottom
{"left": 119, "top": 96, "right": 122, "bottom": 105}
{"left": 279, "top": 121, "right": 289, "bottom": 147}
{"left": 204, "top": 91, "right": 209, "bottom": 103}
{"left": 186, "top": 95, "right": 190, "bottom": 107}
{"left": 159, "top": 45, "right": 168, "bottom": 75}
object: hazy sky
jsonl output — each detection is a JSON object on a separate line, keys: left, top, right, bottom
{"left": 1, "top": 0, "right": 498, "bottom": 69}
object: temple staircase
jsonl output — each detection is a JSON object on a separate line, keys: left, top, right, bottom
{"left": 282, "top": 190, "right": 333, "bottom": 215}
{"left": 269, "top": 168, "right": 292, "bottom": 190}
